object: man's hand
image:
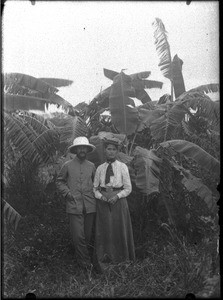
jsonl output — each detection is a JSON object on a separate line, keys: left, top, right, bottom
{"left": 66, "top": 192, "right": 74, "bottom": 201}
{"left": 101, "top": 195, "right": 108, "bottom": 202}
{"left": 108, "top": 195, "right": 119, "bottom": 205}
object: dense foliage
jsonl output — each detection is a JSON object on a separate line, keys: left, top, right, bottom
{"left": 3, "top": 18, "right": 220, "bottom": 298}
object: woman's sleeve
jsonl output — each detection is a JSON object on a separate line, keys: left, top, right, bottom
{"left": 93, "top": 166, "right": 103, "bottom": 199}
{"left": 116, "top": 163, "right": 132, "bottom": 199}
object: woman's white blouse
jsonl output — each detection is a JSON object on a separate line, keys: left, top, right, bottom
{"left": 93, "top": 160, "right": 132, "bottom": 199}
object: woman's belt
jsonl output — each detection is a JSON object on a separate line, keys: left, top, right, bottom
{"left": 100, "top": 186, "right": 123, "bottom": 192}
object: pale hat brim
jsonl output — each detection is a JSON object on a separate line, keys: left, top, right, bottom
{"left": 68, "top": 143, "right": 96, "bottom": 154}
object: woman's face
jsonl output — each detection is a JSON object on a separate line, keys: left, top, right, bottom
{"left": 105, "top": 144, "right": 118, "bottom": 160}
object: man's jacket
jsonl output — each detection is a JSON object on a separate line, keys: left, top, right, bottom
{"left": 57, "top": 156, "right": 96, "bottom": 214}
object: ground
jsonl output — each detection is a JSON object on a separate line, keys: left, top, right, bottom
{"left": 3, "top": 194, "right": 220, "bottom": 298}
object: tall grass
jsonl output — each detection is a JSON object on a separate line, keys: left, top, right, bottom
{"left": 3, "top": 213, "right": 219, "bottom": 298}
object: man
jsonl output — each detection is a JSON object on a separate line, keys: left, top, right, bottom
{"left": 57, "top": 136, "right": 100, "bottom": 272}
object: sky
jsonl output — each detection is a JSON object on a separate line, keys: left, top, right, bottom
{"left": 2, "top": 0, "right": 219, "bottom": 107}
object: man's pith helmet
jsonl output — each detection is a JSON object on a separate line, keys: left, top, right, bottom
{"left": 68, "top": 136, "right": 96, "bottom": 154}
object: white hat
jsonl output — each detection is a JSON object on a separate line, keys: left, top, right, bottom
{"left": 68, "top": 136, "right": 96, "bottom": 154}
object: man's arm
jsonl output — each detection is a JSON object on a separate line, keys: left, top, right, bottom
{"left": 91, "top": 164, "right": 96, "bottom": 183}
{"left": 56, "top": 163, "right": 72, "bottom": 198}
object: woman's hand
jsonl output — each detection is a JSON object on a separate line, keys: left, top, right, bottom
{"left": 100, "top": 195, "right": 108, "bottom": 202}
{"left": 108, "top": 195, "right": 119, "bottom": 205}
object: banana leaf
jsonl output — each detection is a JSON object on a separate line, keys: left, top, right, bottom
{"left": 92, "top": 85, "right": 136, "bottom": 108}
{"left": 103, "top": 68, "right": 119, "bottom": 80}
{"left": 20, "top": 113, "right": 50, "bottom": 135}
{"left": 135, "top": 89, "right": 152, "bottom": 104}
{"left": 188, "top": 83, "right": 219, "bottom": 94}
{"left": 104, "top": 68, "right": 152, "bottom": 81}
{"left": 160, "top": 139, "right": 220, "bottom": 178}
{"left": 129, "top": 71, "right": 151, "bottom": 80}
{"left": 73, "top": 102, "right": 88, "bottom": 111}
{"left": 88, "top": 135, "right": 106, "bottom": 167}
{"left": 47, "top": 93, "right": 73, "bottom": 108}
{"left": 39, "top": 78, "right": 73, "bottom": 87}
{"left": 138, "top": 106, "right": 166, "bottom": 132}
{"left": 47, "top": 115, "right": 88, "bottom": 143}
{"left": 4, "top": 112, "right": 58, "bottom": 163}
{"left": 104, "top": 68, "right": 163, "bottom": 90}
{"left": 171, "top": 162, "right": 216, "bottom": 210}
{"left": 3, "top": 199, "right": 21, "bottom": 230}
{"left": 116, "top": 151, "right": 133, "bottom": 165}
{"left": 4, "top": 93, "right": 72, "bottom": 112}
{"left": 138, "top": 101, "right": 157, "bottom": 110}
{"left": 149, "top": 102, "right": 187, "bottom": 141}
{"left": 148, "top": 90, "right": 219, "bottom": 142}
{"left": 133, "top": 146, "right": 161, "bottom": 194}
{"left": 4, "top": 94, "right": 47, "bottom": 112}
{"left": 157, "top": 94, "right": 171, "bottom": 104}
{"left": 152, "top": 18, "right": 172, "bottom": 79}
{"left": 132, "top": 79, "right": 163, "bottom": 90}
{"left": 109, "top": 72, "right": 139, "bottom": 135}
{"left": 4, "top": 73, "right": 58, "bottom": 94}
{"left": 177, "top": 90, "right": 220, "bottom": 126}
{"left": 172, "top": 54, "right": 186, "bottom": 98}
{"left": 90, "top": 87, "right": 110, "bottom": 108}
{"left": 103, "top": 68, "right": 163, "bottom": 103}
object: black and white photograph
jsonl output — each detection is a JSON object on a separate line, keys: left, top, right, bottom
{"left": 2, "top": 0, "right": 220, "bottom": 298}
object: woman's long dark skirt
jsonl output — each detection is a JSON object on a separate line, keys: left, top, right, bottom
{"left": 95, "top": 190, "right": 135, "bottom": 264}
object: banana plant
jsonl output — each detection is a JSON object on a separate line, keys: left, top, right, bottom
{"left": 82, "top": 69, "right": 163, "bottom": 151}
{"left": 103, "top": 68, "right": 163, "bottom": 103}
{"left": 4, "top": 111, "right": 88, "bottom": 165}
{"left": 152, "top": 18, "right": 186, "bottom": 100}
{"left": 85, "top": 70, "right": 220, "bottom": 224}
{"left": 3, "top": 70, "right": 220, "bottom": 229}
{"left": 87, "top": 130, "right": 219, "bottom": 221}
{"left": 109, "top": 71, "right": 140, "bottom": 136}
{"left": 85, "top": 70, "right": 219, "bottom": 154}
{"left": 84, "top": 68, "right": 163, "bottom": 135}
{"left": 152, "top": 18, "right": 220, "bottom": 103}
{"left": 3, "top": 73, "right": 74, "bottom": 113}
{"left": 4, "top": 111, "right": 60, "bottom": 164}
{"left": 139, "top": 88, "right": 220, "bottom": 143}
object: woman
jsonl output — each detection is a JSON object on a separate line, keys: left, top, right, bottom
{"left": 93, "top": 137, "right": 135, "bottom": 265}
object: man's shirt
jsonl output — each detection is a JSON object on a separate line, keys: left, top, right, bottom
{"left": 57, "top": 156, "right": 96, "bottom": 214}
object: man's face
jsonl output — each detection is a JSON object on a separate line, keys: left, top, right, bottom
{"left": 76, "top": 145, "right": 88, "bottom": 160}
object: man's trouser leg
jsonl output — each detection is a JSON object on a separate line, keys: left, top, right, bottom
{"left": 68, "top": 213, "right": 95, "bottom": 267}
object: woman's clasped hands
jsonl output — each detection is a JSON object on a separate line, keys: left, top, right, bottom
{"left": 100, "top": 195, "right": 119, "bottom": 205}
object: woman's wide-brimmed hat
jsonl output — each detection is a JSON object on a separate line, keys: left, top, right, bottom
{"left": 103, "top": 137, "right": 121, "bottom": 148}
{"left": 68, "top": 137, "right": 96, "bottom": 154}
